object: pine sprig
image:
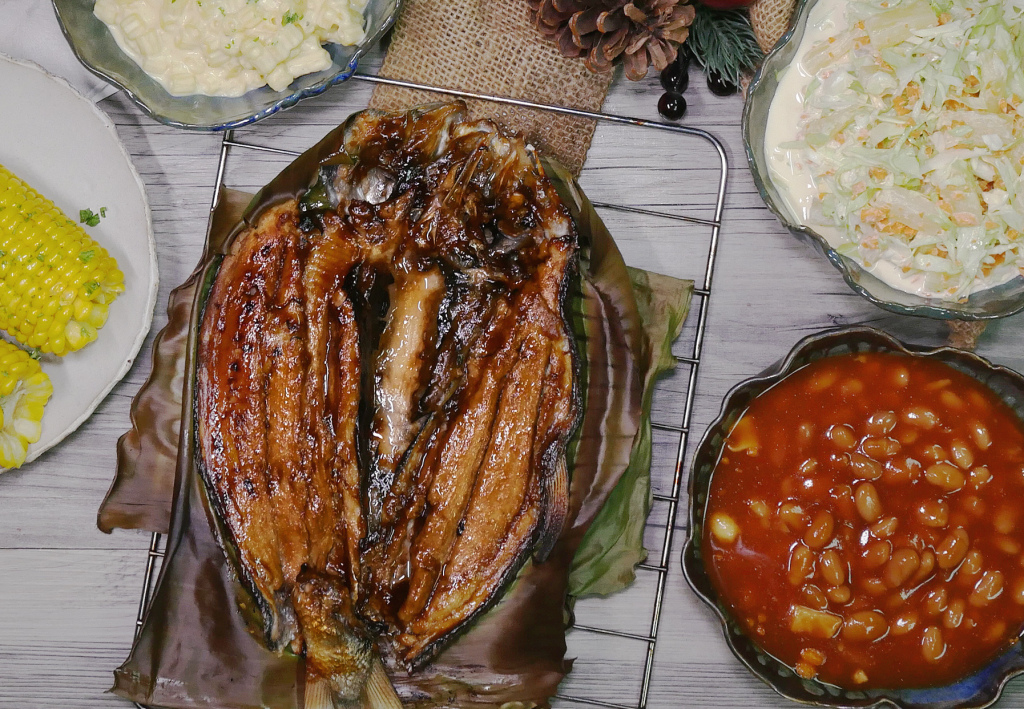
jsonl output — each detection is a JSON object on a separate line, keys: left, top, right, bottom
{"left": 687, "top": 5, "right": 763, "bottom": 87}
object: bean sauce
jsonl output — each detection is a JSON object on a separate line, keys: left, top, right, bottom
{"left": 703, "top": 351, "right": 1024, "bottom": 689}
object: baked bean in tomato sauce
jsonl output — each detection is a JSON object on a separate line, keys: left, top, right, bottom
{"left": 703, "top": 351, "right": 1024, "bottom": 689}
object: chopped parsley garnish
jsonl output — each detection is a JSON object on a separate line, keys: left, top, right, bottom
{"left": 282, "top": 10, "right": 301, "bottom": 24}
{"left": 78, "top": 250, "right": 96, "bottom": 264}
{"left": 79, "top": 208, "right": 103, "bottom": 227}
{"left": 84, "top": 281, "right": 100, "bottom": 296}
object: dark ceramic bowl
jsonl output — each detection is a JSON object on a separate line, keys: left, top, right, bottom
{"left": 742, "top": 0, "right": 1024, "bottom": 321}
{"left": 52, "top": 0, "right": 400, "bottom": 130}
{"left": 682, "top": 326, "right": 1024, "bottom": 708}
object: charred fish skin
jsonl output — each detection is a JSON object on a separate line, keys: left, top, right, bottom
{"left": 302, "top": 216, "right": 365, "bottom": 593}
{"left": 313, "top": 104, "right": 581, "bottom": 667}
{"left": 196, "top": 201, "right": 377, "bottom": 702}
{"left": 398, "top": 332, "right": 551, "bottom": 659}
{"left": 196, "top": 203, "right": 296, "bottom": 650}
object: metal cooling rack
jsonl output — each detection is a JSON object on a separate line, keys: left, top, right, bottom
{"left": 131, "top": 73, "right": 728, "bottom": 709}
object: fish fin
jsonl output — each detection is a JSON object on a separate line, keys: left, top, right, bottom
{"left": 304, "top": 677, "right": 335, "bottom": 709}
{"left": 268, "top": 587, "right": 298, "bottom": 651}
{"left": 534, "top": 455, "right": 569, "bottom": 562}
{"left": 306, "top": 657, "right": 398, "bottom": 709}
{"left": 294, "top": 571, "right": 374, "bottom": 705}
{"left": 361, "top": 657, "right": 402, "bottom": 709}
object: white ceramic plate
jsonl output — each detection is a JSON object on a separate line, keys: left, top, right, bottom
{"left": 0, "top": 53, "right": 158, "bottom": 469}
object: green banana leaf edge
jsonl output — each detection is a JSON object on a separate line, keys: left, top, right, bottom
{"left": 569, "top": 267, "right": 693, "bottom": 597}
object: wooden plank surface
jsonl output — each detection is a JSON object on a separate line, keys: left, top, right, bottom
{"left": 1, "top": 39, "right": 1024, "bottom": 709}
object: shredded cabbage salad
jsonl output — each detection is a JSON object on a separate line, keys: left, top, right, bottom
{"left": 791, "top": 0, "right": 1024, "bottom": 300}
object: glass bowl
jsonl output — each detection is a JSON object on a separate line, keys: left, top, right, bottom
{"left": 742, "top": 0, "right": 1024, "bottom": 320}
{"left": 682, "top": 326, "right": 1024, "bottom": 708}
{"left": 52, "top": 0, "right": 400, "bottom": 130}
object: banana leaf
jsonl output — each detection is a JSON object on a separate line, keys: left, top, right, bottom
{"left": 104, "top": 106, "right": 688, "bottom": 709}
{"left": 568, "top": 268, "right": 692, "bottom": 597}
{"left": 99, "top": 188, "right": 255, "bottom": 534}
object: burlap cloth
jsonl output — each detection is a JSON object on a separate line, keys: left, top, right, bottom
{"left": 749, "top": 0, "right": 797, "bottom": 54}
{"left": 368, "top": 0, "right": 613, "bottom": 176}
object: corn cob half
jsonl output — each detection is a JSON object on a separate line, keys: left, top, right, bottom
{"left": 0, "top": 339, "right": 53, "bottom": 469}
{"left": 0, "top": 164, "right": 125, "bottom": 356}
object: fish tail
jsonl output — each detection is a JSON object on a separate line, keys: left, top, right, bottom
{"left": 304, "top": 676, "right": 336, "bottom": 709}
{"left": 361, "top": 657, "right": 402, "bottom": 709}
{"left": 303, "top": 658, "right": 399, "bottom": 709}
{"left": 293, "top": 571, "right": 375, "bottom": 706}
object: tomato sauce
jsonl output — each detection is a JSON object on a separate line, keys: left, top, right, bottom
{"left": 703, "top": 351, "right": 1024, "bottom": 689}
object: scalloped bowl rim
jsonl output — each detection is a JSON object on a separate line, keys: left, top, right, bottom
{"left": 682, "top": 326, "right": 1024, "bottom": 709}
{"left": 741, "top": 0, "right": 1024, "bottom": 322}
{"left": 51, "top": 0, "right": 400, "bottom": 131}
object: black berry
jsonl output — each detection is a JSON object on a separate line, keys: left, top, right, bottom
{"left": 658, "top": 93, "right": 687, "bottom": 121}
{"left": 707, "top": 70, "right": 737, "bottom": 97}
{"left": 660, "top": 60, "right": 690, "bottom": 94}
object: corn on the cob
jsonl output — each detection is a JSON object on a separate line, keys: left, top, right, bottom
{"left": 0, "top": 339, "right": 52, "bottom": 469}
{"left": 0, "top": 164, "right": 125, "bottom": 356}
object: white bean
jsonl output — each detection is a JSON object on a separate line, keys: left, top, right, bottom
{"left": 829, "top": 424, "right": 857, "bottom": 450}
{"left": 925, "top": 462, "right": 965, "bottom": 492}
{"left": 922, "top": 626, "right": 946, "bottom": 662}
{"left": 969, "top": 570, "right": 1005, "bottom": 607}
{"left": 842, "top": 610, "right": 887, "bottom": 642}
{"left": 850, "top": 453, "right": 882, "bottom": 480}
{"left": 821, "top": 549, "right": 846, "bottom": 587}
{"left": 884, "top": 548, "right": 920, "bottom": 588}
{"left": 936, "top": 528, "right": 969, "bottom": 570}
{"left": 709, "top": 512, "right": 740, "bottom": 544}
{"left": 903, "top": 406, "right": 938, "bottom": 429}
{"left": 951, "top": 440, "right": 974, "bottom": 470}
{"left": 866, "top": 411, "right": 897, "bottom": 435}
{"left": 855, "top": 482, "right": 883, "bottom": 523}
{"left": 804, "top": 510, "right": 835, "bottom": 549}
{"left": 970, "top": 421, "right": 992, "bottom": 450}
{"left": 789, "top": 545, "right": 815, "bottom": 586}
{"left": 917, "top": 499, "right": 949, "bottom": 528}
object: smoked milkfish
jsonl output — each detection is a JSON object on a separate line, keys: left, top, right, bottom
{"left": 196, "top": 202, "right": 399, "bottom": 708}
{"left": 195, "top": 102, "right": 582, "bottom": 704}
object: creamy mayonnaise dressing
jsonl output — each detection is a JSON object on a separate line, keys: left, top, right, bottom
{"left": 94, "top": 0, "right": 367, "bottom": 97}
{"left": 762, "top": 0, "right": 944, "bottom": 297}
{"left": 763, "top": 0, "right": 1022, "bottom": 300}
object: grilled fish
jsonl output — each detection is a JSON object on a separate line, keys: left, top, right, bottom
{"left": 309, "top": 104, "right": 580, "bottom": 667}
{"left": 196, "top": 102, "right": 580, "bottom": 700}
{"left": 197, "top": 204, "right": 380, "bottom": 707}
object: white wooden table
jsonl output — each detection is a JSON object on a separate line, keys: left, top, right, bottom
{"left": 2, "top": 43, "right": 1024, "bottom": 709}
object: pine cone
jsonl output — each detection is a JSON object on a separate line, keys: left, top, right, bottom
{"left": 530, "top": 0, "right": 695, "bottom": 80}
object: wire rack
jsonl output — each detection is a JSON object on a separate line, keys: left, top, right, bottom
{"left": 130, "top": 73, "right": 728, "bottom": 709}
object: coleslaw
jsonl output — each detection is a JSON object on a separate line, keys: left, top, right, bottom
{"left": 785, "top": 0, "right": 1024, "bottom": 300}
